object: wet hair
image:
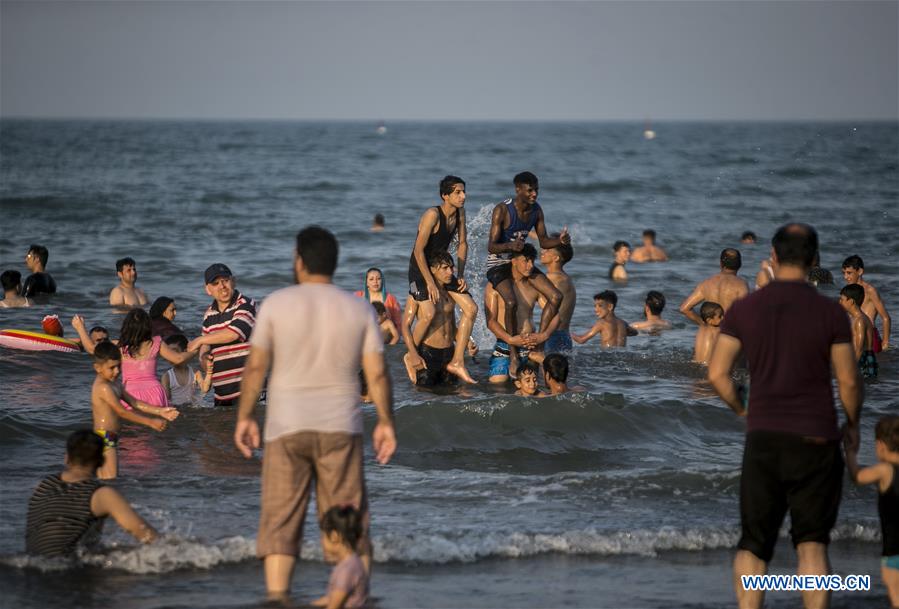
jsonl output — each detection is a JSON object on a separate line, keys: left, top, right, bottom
{"left": 594, "top": 290, "right": 617, "bottom": 308}
{"left": 428, "top": 252, "right": 454, "bottom": 269}
{"left": 439, "top": 175, "right": 466, "bottom": 197}
{"left": 642, "top": 229, "right": 656, "bottom": 241}
{"left": 741, "top": 231, "right": 757, "bottom": 242}
{"left": 840, "top": 284, "right": 865, "bottom": 307}
{"left": 321, "top": 505, "right": 363, "bottom": 551}
{"left": 511, "top": 243, "right": 538, "bottom": 261}
{"left": 875, "top": 416, "right": 899, "bottom": 453}
{"left": 548, "top": 234, "right": 573, "bottom": 265}
{"left": 517, "top": 360, "right": 540, "bottom": 379}
{"left": 842, "top": 254, "right": 864, "bottom": 271}
{"left": 1, "top": 270, "right": 22, "bottom": 291}
{"left": 613, "top": 240, "right": 630, "bottom": 253}
{"left": 771, "top": 223, "right": 818, "bottom": 268}
{"left": 89, "top": 325, "right": 109, "bottom": 337}
{"left": 92, "top": 340, "right": 122, "bottom": 363}
{"left": 118, "top": 308, "right": 152, "bottom": 356}
{"left": 513, "top": 171, "right": 539, "bottom": 189}
{"left": 700, "top": 301, "right": 724, "bottom": 322}
{"left": 115, "top": 257, "right": 136, "bottom": 272}
{"left": 296, "top": 226, "right": 339, "bottom": 276}
{"left": 371, "top": 301, "right": 387, "bottom": 317}
{"left": 66, "top": 429, "right": 105, "bottom": 469}
{"left": 149, "top": 296, "right": 174, "bottom": 320}
{"left": 28, "top": 244, "right": 49, "bottom": 267}
{"left": 543, "top": 353, "right": 569, "bottom": 383}
{"left": 372, "top": 213, "right": 385, "bottom": 227}
{"left": 164, "top": 333, "right": 189, "bottom": 351}
{"left": 720, "top": 248, "right": 742, "bottom": 271}
{"left": 645, "top": 290, "right": 666, "bottom": 315}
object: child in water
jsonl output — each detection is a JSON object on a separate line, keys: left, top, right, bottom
{"left": 371, "top": 301, "right": 399, "bottom": 345}
{"left": 692, "top": 301, "right": 723, "bottom": 365}
{"left": 161, "top": 334, "right": 214, "bottom": 406}
{"left": 90, "top": 342, "right": 179, "bottom": 479}
{"left": 571, "top": 291, "right": 635, "bottom": 348}
{"left": 515, "top": 361, "right": 546, "bottom": 397}
{"left": 839, "top": 284, "right": 878, "bottom": 378}
{"left": 313, "top": 505, "right": 370, "bottom": 609}
{"left": 844, "top": 416, "right": 899, "bottom": 608}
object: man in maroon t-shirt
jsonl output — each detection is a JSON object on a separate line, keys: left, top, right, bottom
{"left": 709, "top": 223, "right": 863, "bottom": 609}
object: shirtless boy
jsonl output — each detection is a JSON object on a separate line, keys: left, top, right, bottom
{"left": 408, "top": 175, "right": 478, "bottom": 383}
{"left": 539, "top": 239, "right": 575, "bottom": 354}
{"left": 372, "top": 301, "right": 399, "bottom": 345}
{"left": 630, "top": 291, "right": 672, "bottom": 333}
{"left": 843, "top": 255, "right": 891, "bottom": 351}
{"left": 631, "top": 230, "right": 669, "bottom": 263}
{"left": 403, "top": 253, "right": 462, "bottom": 386}
{"left": 609, "top": 241, "right": 631, "bottom": 281}
{"left": 692, "top": 301, "right": 723, "bottom": 365}
{"left": 514, "top": 362, "right": 546, "bottom": 397}
{"left": 486, "top": 172, "right": 568, "bottom": 368}
{"left": 0, "top": 270, "right": 30, "bottom": 308}
{"left": 109, "top": 257, "right": 148, "bottom": 307}
{"left": 89, "top": 341, "right": 179, "bottom": 479}
{"left": 572, "top": 291, "right": 635, "bottom": 348}
{"left": 679, "top": 248, "right": 749, "bottom": 324}
{"left": 840, "top": 284, "right": 878, "bottom": 378}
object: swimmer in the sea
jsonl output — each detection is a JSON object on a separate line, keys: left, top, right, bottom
{"left": 679, "top": 248, "right": 749, "bottom": 323}
{"left": 371, "top": 213, "right": 385, "bottom": 232}
{"left": 0, "top": 270, "right": 31, "bottom": 308}
{"left": 372, "top": 301, "right": 399, "bottom": 345}
{"left": 609, "top": 241, "right": 630, "bottom": 281}
{"left": 692, "top": 301, "right": 723, "bottom": 365}
{"left": 514, "top": 361, "right": 546, "bottom": 397}
{"left": 109, "top": 257, "right": 148, "bottom": 308}
{"left": 740, "top": 231, "right": 757, "bottom": 245}
{"left": 539, "top": 238, "right": 576, "bottom": 354}
{"left": 839, "top": 284, "right": 877, "bottom": 378}
{"left": 631, "top": 230, "right": 668, "bottom": 263}
{"left": 542, "top": 353, "right": 585, "bottom": 396}
{"left": 630, "top": 290, "right": 672, "bottom": 333}
{"left": 22, "top": 244, "right": 56, "bottom": 299}
{"left": 572, "top": 291, "right": 636, "bottom": 348}
{"left": 842, "top": 254, "right": 890, "bottom": 352}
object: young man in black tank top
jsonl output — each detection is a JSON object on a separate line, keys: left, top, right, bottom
{"left": 406, "top": 176, "right": 478, "bottom": 384}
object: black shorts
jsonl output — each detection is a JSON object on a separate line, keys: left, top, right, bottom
{"left": 416, "top": 344, "right": 454, "bottom": 387}
{"left": 408, "top": 269, "right": 465, "bottom": 302}
{"left": 485, "top": 263, "right": 543, "bottom": 289}
{"left": 738, "top": 430, "right": 843, "bottom": 563}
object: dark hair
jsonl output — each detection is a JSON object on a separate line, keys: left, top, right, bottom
{"left": 321, "top": 505, "right": 363, "bottom": 551}
{"left": 771, "top": 223, "right": 818, "bottom": 268}
{"left": 875, "top": 416, "right": 899, "bottom": 453}
{"left": 645, "top": 290, "right": 666, "bottom": 315}
{"left": 548, "top": 234, "right": 573, "bottom": 264}
{"left": 511, "top": 243, "right": 538, "bottom": 261}
{"left": 642, "top": 229, "right": 657, "bottom": 241}
{"left": 296, "top": 226, "right": 339, "bottom": 276}
{"left": 66, "top": 429, "right": 105, "bottom": 469}
{"left": 517, "top": 360, "right": 540, "bottom": 378}
{"left": 613, "top": 240, "right": 630, "bottom": 253}
{"left": 741, "top": 231, "right": 757, "bottom": 242}
{"left": 720, "top": 248, "right": 742, "bottom": 271}
{"left": 164, "top": 333, "right": 189, "bottom": 351}
{"left": 594, "top": 290, "right": 617, "bottom": 308}
{"left": 93, "top": 340, "right": 122, "bottom": 363}
{"left": 371, "top": 301, "right": 387, "bottom": 316}
{"left": 439, "top": 175, "right": 466, "bottom": 197}
{"left": 119, "top": 308, "right": 152, "bottom": 356}
{"left": 1, "top": 270, "right": 21, "bottom": 291}
{"left": 842, "top": 254, "right": 864, "bottom": 271}
{"left": 149, "top": 296, "right": 174, "bottom": 320}
{"left": 543, "top": 353, "right": 569, "bottom": 383}
{"left": 363, "top": 268, "right": 386, "bottom": 300}
{"left": 700, "top": 301, "right": 724, "bottom": 322}
{"left": 513, "top": 171, "right": 538, "bottom": 189}
{"left": 373, "top": 213, "right": 385, "bottom": 227}
{"left": 28, "top": 244, "right": 49, "bottom": 267}
{"left": 428, "top": 251, "right": 454, "bottom": 269}
{"left": 840, "top": 284, "right": 865, "bottom": 307}
{"left": 89, "top": 325, "right": 109, "bottom": 338}
{"left": 115, "top": 257, "right": 136, "bottom": 273}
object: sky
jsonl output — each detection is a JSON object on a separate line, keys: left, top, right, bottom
{"left": 1, "top": 1, "right": 897, "bottom": 120}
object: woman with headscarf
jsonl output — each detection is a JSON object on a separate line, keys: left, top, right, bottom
{"left": 148, "top": 296, "right": 183, "bottom": 339}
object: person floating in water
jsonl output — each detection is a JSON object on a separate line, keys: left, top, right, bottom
{"left": 630, "top": 229, "right": 668, "bottom": 263}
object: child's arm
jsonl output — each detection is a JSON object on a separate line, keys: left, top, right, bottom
{"left": 99, "top": 386, "right": 168, "bottom": 431}
{"left": 121, "top": 390, "right": 180, "bottom": 423}
{"left": 196, "top": 356, "right": 214, "bottom": 393}
{"left": 71, "top": 315, "right": 96, "bottom": 354}
{"left": 161, "top": 371, "right": 172, "bottom": 402}
{"left": 572, "top": 322, "right": 602, "bottom": 344}
{"left": 384, "top": 320, "right": 400, "bottom": 345}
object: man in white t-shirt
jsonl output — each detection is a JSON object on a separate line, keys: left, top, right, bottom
{"left": 234, "top": 226, "right": 397, "bottom": 600}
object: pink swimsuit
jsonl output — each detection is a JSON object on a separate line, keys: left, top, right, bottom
{"left": 121, "top": 336, "right": 169, "bottom": 407}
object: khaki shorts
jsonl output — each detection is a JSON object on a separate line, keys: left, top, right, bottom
{"left": 257, "top": 431, "right": 369, "bottom": 559}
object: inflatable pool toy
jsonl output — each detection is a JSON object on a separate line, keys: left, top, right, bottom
{"left": 0, "top": 329, "right": 80, "bottom": 352}
{"left": 41, "top": 315, "right": 64, "bottom": 337}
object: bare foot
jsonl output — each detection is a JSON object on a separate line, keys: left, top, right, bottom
{"left": 446, "top": 360, "right": 477, "bottom": 384}
{"left": 403, "top": 353, "right": 422, "bottom": 384}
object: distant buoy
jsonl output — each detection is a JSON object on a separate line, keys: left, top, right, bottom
{"left": 376, "top": 121, "right": 387, "bottom": 135}
{"left": 643, "top": 129, "right": 656, "bottom": 140}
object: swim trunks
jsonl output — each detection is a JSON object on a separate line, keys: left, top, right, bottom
{"left": 94, "top": 429, "right": 119, "bottom": 450}
{"left": 416, "top": 344, "right": 454, "bottom": 387}
{"left": 544, "top": 329, "right": 573, "bottom": 355}
{"left": 859, "top": 350, "right": 878, "bottom": 378}
{"left": 488, "top": 340, "right": 530, "bottom": 378}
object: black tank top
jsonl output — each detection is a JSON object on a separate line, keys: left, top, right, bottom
{"left": 880, "top": 464, "right": 899, "bottom": 557}
{"left": 409, "top": 206, "right": 456, "bottom": 279}
{"left": 26, "top": 475, "right": 105, "bottom": 556}
{"left": 609, "top": 262, "right": 623, "bottom": 279}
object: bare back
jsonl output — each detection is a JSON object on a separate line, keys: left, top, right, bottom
{"left": 601, "top": 316, "right": 630, "bottom": 348}
{"left": 545, "top": 270, "right": 576, "bottom": 330}
{"left": 700, "top": 273, "right": 749, "bottom": 312}
{"left": 693, "top": 325, "right": 720, "bottom": 364}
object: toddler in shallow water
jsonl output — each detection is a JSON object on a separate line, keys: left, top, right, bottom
{"left": 313, "top": 505, "right": 369, "bottom": 609}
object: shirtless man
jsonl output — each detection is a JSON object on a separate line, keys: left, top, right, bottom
{"left": 630, "top": 290, "right": 672, "bottom": 333}
{"left": 408, "top": 175, "right": 478, "bottom": 383}
{"left": 539, "top": 239, "right": 575, "bottom": 354}
{"left": 572, "top": 291, "right": 635, "bottom": 348}
{"left": 109, "top": 257, "right": 148, "bottom": 307}
{"left": 842, "top": 255, "right": 890, "bottom": 351}
{"left": 486, "top": 171, "right": 567, "bottom": 370}
{"left": 630, "top": 230, "right": 669, "bottom": 263}
{"left": 403, "top": 253, "right": 463, "bottom": 386}
{"left": 679, "top": 248, "right": 749, "bottom": 325}
{"left": 609, "top": 241, "right": 631, "bottom": 281}
{"left": 484, "top": 246, "right": 560, "bottom": 383}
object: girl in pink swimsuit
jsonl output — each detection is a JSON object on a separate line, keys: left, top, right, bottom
{"left": 118, "top": 309, "right": 195, "bottom": 407}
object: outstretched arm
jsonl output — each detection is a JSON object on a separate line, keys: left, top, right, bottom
{"left": 678, "top": 285, "right": 705, "bottom": 325}
{"left": 707, "top": 334, "right": 745, "bottom": 416}
{"left": 160, "top": 341, "right": 196, "bottom": 366}
{"left": 121, "top": 390, "right": 179, "bottom": 422}
{"left": 102, "top": 387, "right": 168, "bottom": 431}
{"left": 71, "top": 315, "right": 96, "bottom": 354}
{"left": 534, "top": 208, "right": 569, "bottom": 248}
{"left": 571, "top": 321, "right": 603, "bottom": 345}
{"left": 91, "top": 486, "right": 158, "bottom": 544}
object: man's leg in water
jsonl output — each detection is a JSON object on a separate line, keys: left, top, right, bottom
{"left": 494, "top": 277, "right": 520, "bottom": 376}
{"left": 446, "top": 291, "right": 478, "bottom": 383}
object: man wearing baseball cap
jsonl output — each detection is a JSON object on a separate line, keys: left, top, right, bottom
{"left": 187, "top": 263, "right": 258, "bottom": 407}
